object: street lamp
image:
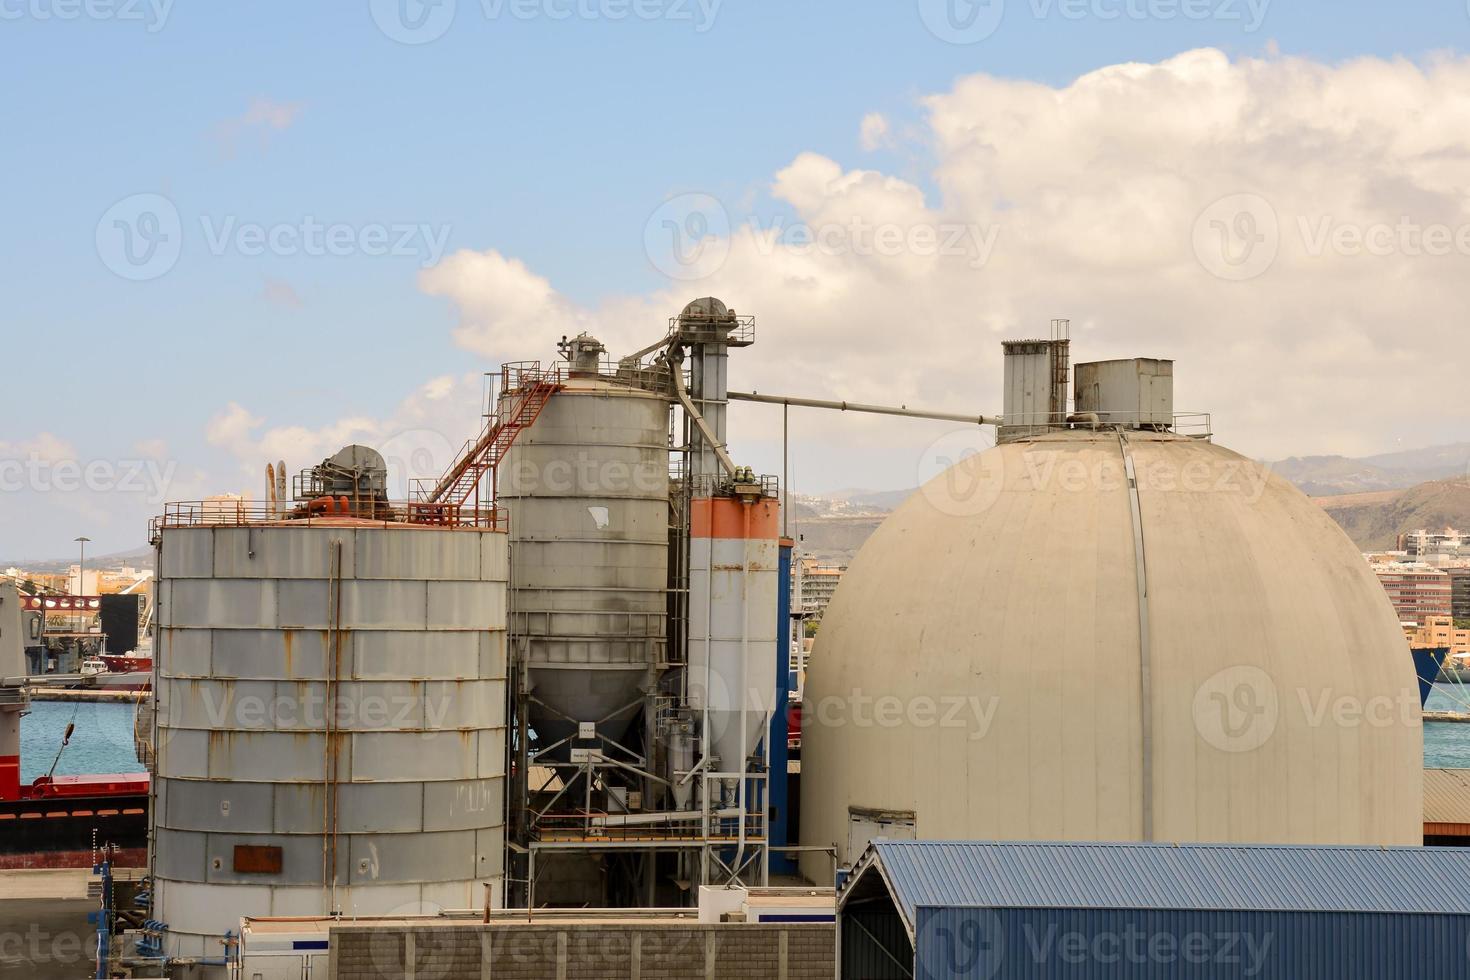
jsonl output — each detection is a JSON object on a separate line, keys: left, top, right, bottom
{"left": 74, "top": 536, "right": 90, "bottom": 596}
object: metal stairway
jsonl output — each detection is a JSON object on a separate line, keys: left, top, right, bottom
{"left": 426, "top": 364, "right": 563, "bottom": 507}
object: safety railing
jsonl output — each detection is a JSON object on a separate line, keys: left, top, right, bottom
{"left": 499, "top": 360, "right": 565, "bottom": 395}
{"left": 999, "top": 410, "right": 1213, "bottom": 439}
{"left": 150, "top": 499, "right": 504, "bottom": 539}
{"left": 682, "top": 472, "right": 780, "bottom": 499}
{"left": 534, "top": 808, "right": 767, "bottom": 844}
{"left": 667, "top": 312, "right": 755, "bottom": 346}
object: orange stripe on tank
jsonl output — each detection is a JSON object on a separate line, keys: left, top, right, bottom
{"left": 690, "top": 498, "right": 780, "bottom": 539}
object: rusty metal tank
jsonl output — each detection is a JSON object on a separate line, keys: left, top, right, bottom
{"left": 150, "top": 520, "right": 508, "bottom": 959}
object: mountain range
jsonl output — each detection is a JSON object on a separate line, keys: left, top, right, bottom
{"left": 791, "top": 442, "right": 1470, "bottom": 562}
{"left": 5, "top": 445, "right": 1466, "bottom": 567}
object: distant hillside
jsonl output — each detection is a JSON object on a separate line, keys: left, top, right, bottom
{"left": 1314, "top": 477, "right": 1470, "bottom": 550}
{"left": 1, "top": 545, "right": 154, "bottom": 574}
{"left": 789, "top": 515, "right": 887, "bottom": 564}
{"left": 1268, "top": 443, "right": 1470, "bottom": 497}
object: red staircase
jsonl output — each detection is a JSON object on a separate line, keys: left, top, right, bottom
{"left": 427, "top": 364, "right": 563, "bottom": 507}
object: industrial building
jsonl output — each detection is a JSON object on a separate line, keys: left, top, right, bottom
{"left": 838, "top": 840, "right": 1470, "bottom": 979}
{"left": 1374, "top": 560, "right": 1455, "bottom": 625}
{"left": 1452, "top": 566, "right": 1470, "bottom": 621}
{"left": 1400, "top": 526, "right": 1468, "bottom": 562}
{"left": 149, "top": 444, "right": 511, "bottom": 958}
{"left": 232, "top": 887, "right": 835, "bottom": 979}
{"left": 796, "top": 557, "right": 846, "bottom": 619}
{"left": 1410, "top": 615, "right": 1470, "bottom": 661}
{"left": 800, "top": 331, "right": 1421, "bottom": 876}
{"left": 132, "top": 299, "right": 818, "bottom": 974}
{"left": 104, "top": 302, "right": 1436, "bottom": 977}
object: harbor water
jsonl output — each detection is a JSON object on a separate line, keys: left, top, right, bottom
{"left": 19, "top": 700, "right": 147, "bottom": 783}
{"left": 1424, "top": 683, "right": 1470, "bottom": 768}
{"left": 17, "top": 686, "right": 1470, "bottom": 782}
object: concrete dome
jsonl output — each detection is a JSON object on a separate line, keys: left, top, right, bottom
{"left": 800, "top": 430, "right": 1421, "bottom": 875}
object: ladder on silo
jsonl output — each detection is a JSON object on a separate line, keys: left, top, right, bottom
{"left": 425, "top": 364, "right": 564, "bottom": 508}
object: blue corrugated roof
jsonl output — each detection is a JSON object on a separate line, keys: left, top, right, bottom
{"left": 860, "top": 841, "right": 1470, "bottom": 927}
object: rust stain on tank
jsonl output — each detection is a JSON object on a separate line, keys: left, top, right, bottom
{"left": 282, "top": 630, "right": 294, "bottom": 675}
{"left": 208, "top": 729, "right": 231, "bottom": 765}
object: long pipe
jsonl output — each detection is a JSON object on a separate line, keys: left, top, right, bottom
{"left": 728, "top": 390, "right": 999, "bottom": 427}
{"left": 593, "top": 807, "right": 744, "bottom": 828}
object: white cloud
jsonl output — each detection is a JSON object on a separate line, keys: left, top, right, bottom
{"left": 451, "top": 50, "right": 1470, "bottom": 461}
{"left": 204, "top": 375, "right": 487, "bottom": 500}
{"left": 418, "top": 249, "right": 598, "bottom": 360}
{"left": 214, "top": 97, "right": 305, "bottom": 158}
{"left": 133, "top": 438, "right": 169, "bottom": 459}
{"left": 0, "top": 431, "right": 192, "bottom": 558}
{"left": 0, "top": 432, "right": 77, "bottom": 463}
{"left": 859, "top": 112, "right": 892, "bottom": 151}
{"left": 260, "top": 277, "right": 305, "bottom": 309}
{"left": 207, "top": 48, "right": 1470, "bottom": 503}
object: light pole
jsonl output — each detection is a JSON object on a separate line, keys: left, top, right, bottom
{"left": 74, "top": 536, "right": 90, "bottom": 596}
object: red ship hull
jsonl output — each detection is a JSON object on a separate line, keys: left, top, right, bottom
{"left": 0, "top": 773, "right": 149, "bottom": 868}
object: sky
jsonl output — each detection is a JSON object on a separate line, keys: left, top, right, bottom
{"left": 1, "top": 0, "right": 1468, "bottom": 557}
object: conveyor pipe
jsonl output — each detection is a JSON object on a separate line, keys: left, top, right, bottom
{"left": 727, "top": 391, "right": 999, "bottom": 427}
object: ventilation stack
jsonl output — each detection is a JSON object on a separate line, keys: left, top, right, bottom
{"left": 998, "top": 318, "right": 1071, "bottom": 443}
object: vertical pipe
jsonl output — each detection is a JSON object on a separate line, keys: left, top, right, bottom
{"left": 1118, "top": 433, "right": 1154, "bottom": 842}
{"left": 782, "top": 403, "right": 789, "bottom": 539}
{"left": 321, "top": 544, "right": 334, "bottom": 906}
{"left": 323, "top": 539, "right": 344, "bottom": 911}
{"left": 733, "top": 501, "right": 751, "bottom": 880}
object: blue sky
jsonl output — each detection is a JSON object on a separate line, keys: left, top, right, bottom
{"left": 1, "top": 1, "right": 1467, "bottom": 556}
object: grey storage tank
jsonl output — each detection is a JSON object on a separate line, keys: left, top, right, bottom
{"left": 498, "top": 361, "right": 672, "bottom": 756}
{"left": 150, "top": 476, "right": 508, "bottom": 959}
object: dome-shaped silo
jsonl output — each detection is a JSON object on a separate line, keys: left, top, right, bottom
{"left": 800, "top": 430, "right": 1421, "bottom": 877}
{"left": 151, "top": 518, "right": 508, "bottom": 959}
{"left": 499, "top": 375, "right": 671, "bottom": 756}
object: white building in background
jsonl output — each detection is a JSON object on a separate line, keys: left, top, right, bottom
{"left": 1400, "top": 527, "right": 1468, "bottom": 564}
{"left": 66, "top": 565, "right": 99, "bottom": 596}
{"left": 795, "top": 557, "right": 845, "bottom": 619}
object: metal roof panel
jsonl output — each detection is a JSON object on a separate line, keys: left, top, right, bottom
{"left": 857, "top": 840, "right": 1470, "bottom": 929}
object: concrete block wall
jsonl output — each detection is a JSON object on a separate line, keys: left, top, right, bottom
{"left": 330, "top": 922, "right": 835, "bottom": 980}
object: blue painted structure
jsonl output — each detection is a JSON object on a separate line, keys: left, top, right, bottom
{"left": 1414, "top": 645, "right": 1449, "bottom": 707}
{"left": 769, "top": 539, "right": 794, "bottom": 874}
{"left": 839, "top": 840, "right": 1470, "bottom": 979}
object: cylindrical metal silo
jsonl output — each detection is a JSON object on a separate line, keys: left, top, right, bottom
{"left": 151, "top": 521, "right": 508, "bottom": 960}
{"left": 499, "top": 376, "right": 671, "bottom": 756}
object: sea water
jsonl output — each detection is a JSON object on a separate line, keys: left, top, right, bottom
{"left": 17, "top": 687, "right": 1470, "bottom": 781}
{"left": 1425, "top": 683, "right": 1470, "bottom": 769}
{"left": 19, "top": 700, "right": 147, "bottom": 783}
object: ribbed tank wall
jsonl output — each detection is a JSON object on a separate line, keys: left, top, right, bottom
{"left": 687, "top": 498, "right": 780, "bottom": 772}
{"left": 151, "top": 525, "right": 508, "bottom": 959}
{"left": 500, "top": 381, "right": 670, "bottom": 748}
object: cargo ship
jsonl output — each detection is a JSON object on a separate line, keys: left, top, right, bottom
{"left": 1415, "top": 646, "right": 1450, "bottom": 706}
{"left": 76, "top": 654, "right": 152, "bottom": 691}
{"left": 0, "top": 582, "right": 149, "bottom": 868}
{"left": 0, "top": 770, "right": 149, "bottom": 869}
